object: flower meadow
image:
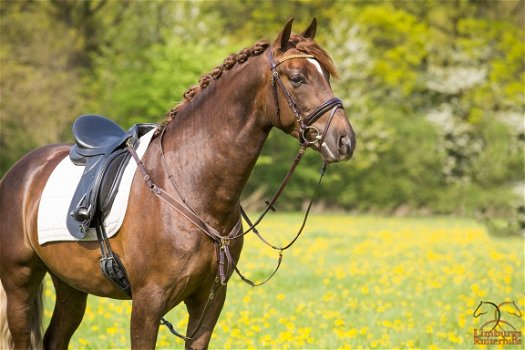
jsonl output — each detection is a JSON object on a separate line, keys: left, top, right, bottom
{"left": 42, "top": 214, "right": 524, "bottom": 349}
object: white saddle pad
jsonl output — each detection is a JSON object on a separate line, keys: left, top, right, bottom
{"left": 37, "top": 128, "right": 156, "bottom": 245}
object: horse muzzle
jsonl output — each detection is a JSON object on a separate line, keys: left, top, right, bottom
{"left": 319, "top": 129, "right": 355, "bottom": 163}
{"left": 306, "top": 107, "right": 355, "bottom": 164}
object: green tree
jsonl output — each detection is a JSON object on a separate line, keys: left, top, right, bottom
{"left": 1, "top": 1, "right": 83, "bottom": 173}
{"left": 1, "top": 0, "right": 523, "bottom": 226}
{"left": 0, "top": 0, "right": 128, "bottom": 173}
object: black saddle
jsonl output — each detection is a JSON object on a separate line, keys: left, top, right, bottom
{"left": 67, "top": 114, "right": 156, "bottom": 238}
{"left": 70, "top": 115, "right": 133, "bottom": 158}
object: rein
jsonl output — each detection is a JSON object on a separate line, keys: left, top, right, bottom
{"left": 126, "top": 47, "right": 343, "bottom": 341}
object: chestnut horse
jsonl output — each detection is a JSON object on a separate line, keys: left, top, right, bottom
{"left": 0, "top": 18, "right": 354, "bottom": 349}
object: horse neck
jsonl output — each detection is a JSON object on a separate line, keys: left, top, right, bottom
{"left": 159, "top": 55, "right": 271, "bottom": 230}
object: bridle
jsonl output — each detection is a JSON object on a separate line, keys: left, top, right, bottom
{"left": 267, "top": 49, "right": 344, "bottom": 147}
{"left": 127, "top": 47, "right": 346, "bottom": 341}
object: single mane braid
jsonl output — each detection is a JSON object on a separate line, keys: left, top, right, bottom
{"left": 163, "top": 40, "right": 270, "bottom": 125}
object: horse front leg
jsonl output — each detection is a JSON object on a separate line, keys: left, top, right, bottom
{"left": 184, "top": 283, "right": 227, "bottom": 350}
{"left": 130, "top": 288, "right": 166, "bottom": 350}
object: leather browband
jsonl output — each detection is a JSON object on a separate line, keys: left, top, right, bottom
{"left": 272, "top": 53, "right": 315, "bottom": 68}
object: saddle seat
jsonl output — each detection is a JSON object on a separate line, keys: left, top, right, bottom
{"left": 70, "top": 115, "right": 134, "bottom": 163}
{"left": 67, "top": 114, "right": 156, "bottom": 238}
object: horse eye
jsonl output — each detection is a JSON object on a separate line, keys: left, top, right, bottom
{"left": 290, "top": 75, "right": 305, "bottom": 87}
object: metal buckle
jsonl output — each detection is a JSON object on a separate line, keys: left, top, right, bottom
{"left": 220, "top": 237, "right": 230, "bottom": 248}
{"left": 301, "top": 126, "right": 322, "bottom": 145}
{"left": 271, "top": 71, "right": 278, "bottom": 86}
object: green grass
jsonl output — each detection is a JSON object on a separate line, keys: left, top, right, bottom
{"left": 42, "top": 214, "right": 525, "bottom": 349}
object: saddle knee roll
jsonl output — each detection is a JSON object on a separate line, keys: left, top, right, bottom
{"left": 66, "top": 149, "right": 131, "bottom": 238}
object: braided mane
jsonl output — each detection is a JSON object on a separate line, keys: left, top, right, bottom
{"left": 162, "top": 40, "right": 270, "bottom": 126}
{"left": 161, "top": 35, "right": 337, "bottom": 127}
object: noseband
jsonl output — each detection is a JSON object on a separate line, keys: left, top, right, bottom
{"left": 268, "top": 50, "right": 344, "bottom": 146}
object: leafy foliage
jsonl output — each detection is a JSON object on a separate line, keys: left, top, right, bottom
{"left": 1, "top": 1, "right": 523, "bottom": 229}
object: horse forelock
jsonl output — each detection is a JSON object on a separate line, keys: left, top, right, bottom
{"left": 289, "top": 34, "right": 338, "bottom": 80}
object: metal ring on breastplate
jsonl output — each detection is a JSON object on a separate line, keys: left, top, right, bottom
{"left": 301, "top": 126, "right": 322, "bottom": 145}
{"left": 221, "top": 237, "right": 230, "bottom": 247}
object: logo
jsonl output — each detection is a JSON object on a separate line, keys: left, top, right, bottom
{"left": 473, "top": 300, "right": 523, "bottom": 346}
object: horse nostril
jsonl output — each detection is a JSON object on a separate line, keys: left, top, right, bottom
{"left": 338, "top": 135, "right": 353, "bottom": 156}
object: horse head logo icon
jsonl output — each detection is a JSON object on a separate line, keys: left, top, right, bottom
{"left": 473, "top": 300, "right": 522, "bottom": 332}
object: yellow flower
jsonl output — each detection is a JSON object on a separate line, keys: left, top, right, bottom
{"left": 278, "top": 330, "right": 293, "bottom": 342}
{"left": 106, "top": 326, "right": 118, "bottom": 335}
{"left": 345, "top": 328, "right": 358, "bottom": 338}
{"left": 447, "top": 332, "right": 463, "bottom": 344}
{"left": 230, "top": 328, "right": 241, "bottom": 338}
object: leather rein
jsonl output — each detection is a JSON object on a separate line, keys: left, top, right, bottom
{"left": 126, "top": 48, "right": 344, "bottom": 340}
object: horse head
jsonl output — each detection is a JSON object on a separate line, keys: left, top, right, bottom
{"left": 266, "top": 18, "right": 355, "bottom": 163}
{"left": 473, "top": 301, "right": 502, "bottom": 331}
{"left": 499, "top": 301, "right": 523, "bottom": 318}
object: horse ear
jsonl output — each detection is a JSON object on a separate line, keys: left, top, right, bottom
{"left": 302, "top": 18, "right": 317, "bottom": 39}
{"left": 275, "top": 17, "right": 294, "bottom": 52}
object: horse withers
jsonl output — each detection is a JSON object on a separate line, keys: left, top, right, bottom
{"left": 0, "top": 18, "right": 355, "bottom": 350}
